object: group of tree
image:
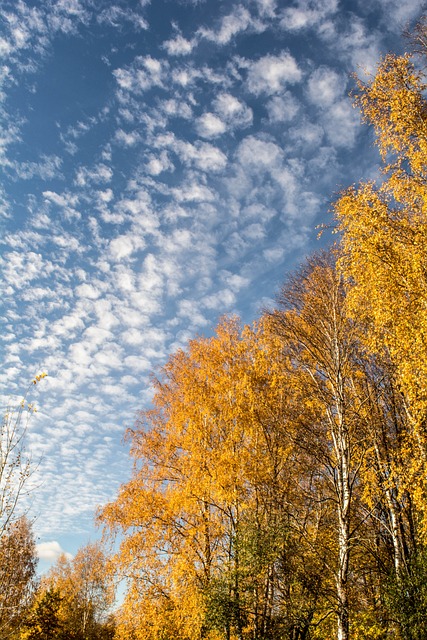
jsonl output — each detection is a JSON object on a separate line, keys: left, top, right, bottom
{"left": 1, "top": 379, "right": 115, "bottom": 639}
{"left": 98, "top": 17, "right": 427, "bottom": 640}
{"left": 4, "top": 15, "right": 427, "bottom": 640}
{"left": 21, "top": 541, "right": 115, "bottom": 640}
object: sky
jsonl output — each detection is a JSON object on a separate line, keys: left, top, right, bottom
{"left": 0, "top": 0, "right": 424, "bottom": 572}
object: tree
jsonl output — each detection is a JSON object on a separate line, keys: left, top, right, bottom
{"left": 100, "top": 316, "right": 325, "bottom": 640}
{"left": 0, "top": 516, "right": 38, "bottom": 638}
{"left": 36, "top": 542, "right": 115, "bottom": 640}
{"left": 331, "top": 29, "right": 427, "bottom": 636}
{"left": 333, "top": 50, "right": 427, "bottom": 534}
{"left": 21, "top": 588, "right": 66, "bottom": 640}
{"left": 0, "top": 376, "right": 46, "bottom": 638}
{"left": 383, "top": 547, "right": 427, "bottom": 640}
{"left": 1, "top": 373, "right": 47, "bottom": 538}
{"left": 270, "top": 251, "right": 369, "bottom": 640}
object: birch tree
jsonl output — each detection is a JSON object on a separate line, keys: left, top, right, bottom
{"left": 271, "top": 252, "right": 366, "bottom": 640}
{"left": 39, "top": 542, "right": 115, "bottom": 640}
{"left": 334, "top": 51, "right": 427, "bottom": 535}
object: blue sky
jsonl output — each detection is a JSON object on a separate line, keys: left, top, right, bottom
{"left": 0, "top": 0, "right": 423, "bottom": 570}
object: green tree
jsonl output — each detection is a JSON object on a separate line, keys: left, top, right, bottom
{"left": 384, "top": 547, "right": 427, "bottom": 640}
{"left": 21, "top": 588, "right": 65, "bottom": 640}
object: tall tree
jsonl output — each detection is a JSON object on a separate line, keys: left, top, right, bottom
{"left": 0, "top": 516, "right": 38, "bottom": 638}
{"left": 100, "top": 317, "right": 322, "bottom": 640}
{"left": 333, "top": 35, "right": 427, "bottom": 636}
{"left": 333, "top": 50, "right": 427, "bottom": 530}
{"left": 270, "top": 252, "right": 368, "bottom": 640}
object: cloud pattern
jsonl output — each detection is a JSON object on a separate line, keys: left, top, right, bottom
{"left": 0, "top": 0, "right": 422, "bottom": 559}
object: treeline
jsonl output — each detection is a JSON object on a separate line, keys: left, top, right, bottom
{"left": 3, "top": 17, "right": 427, "bottom": 640}
{"left": 99, "top": 19, "right": 427, "bottom": 640}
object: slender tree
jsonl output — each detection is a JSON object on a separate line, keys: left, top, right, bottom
{"left": 1, "top": 374, "right": 46, "bottom": 539}
{"left": 271, "top": 251, "right": 368, "bottom": 640}
{"left": 334, "top": 50, "right": 427, "bottom": 531}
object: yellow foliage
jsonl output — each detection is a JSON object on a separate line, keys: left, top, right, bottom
{"left": 99, "top": 316, "right": 299, "bottom": 640}
{"left": 335, "top": 51, "right": 427, "bottom": 537}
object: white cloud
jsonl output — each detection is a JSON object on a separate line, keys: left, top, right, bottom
{"left": 93, "top": 345, "right": 123, "bottom": 371}
{"left": 279, "top": 0, "right": 338, "bottom": 31}
{"left": 289, "top": 119, "right": 324, "bottom": 148}
{"left": 263, "top": 245, "right": 286, "bottom": 262}
{"left": 175, "top": 140, "right": 227, "bottom": 173}
{"left": 109, "top": 234, "right": 145, "bottom": 261}
{"left": 374, "top": 0, "right": 422, "bottom": 31}
{"left": 266, "top": 92, "right": 300, "bottom": 123}
{"left": 160, "top": 98, "right": 193, "bottom": 120}
{"left": 115, "top": 129, "right": 141, "bottom": 146}
{"left": 68, "top": 343, "right": 93, "bottom": 367}
{"left": 172, "top": 181, "right": 215, "bottom": 203}
{"left": 97, "top": 188, "right": 114, "bottom": 203}
{"left": 0, "top": 4, "right": 47, "bottom": 65}
{"left": 323, "top": 99, "right": 359, "bottom": 148}
{"left": 48, "top": 0, "right": 91, "bottom": 34}
{"left": 195, "top": 113, "right": 227, "bottom": 138}
{"left": 220, "top": 271, "right": 250, "bottom": 291}
{"left": 202, "top": 288, "right": 236, "bottom": 310}
{"left": 213, "top": 93, "right": 253, "bottom": 128}
{"left": 146, "top": 150, "right": 174, "bottom": 175}
{"left": 21, "top": 286, "right": 55, "bottom": 302}
{"left": 177, "top": 299, "right": 208, "bottom": 326}
{"left": 162, "top": 34, "right": 194, "bottom": 56}
{"left": 237, "top": 136, "right": 284, "bottom": 171}
{"left": 198, "top": 6, "right": 262, "bottom": 45}
{"left": 113, "top": 265, "right": 136, "bottom": 293}
{"left": 123, "top": 354, "right": 152, "bottom": 372}
{"left": 97, "top": 6, "right": 148, "bottom": 30}
{"left": 320, "top": 16, "right": 381, "bottom": 76}
{"left": 43, "top": 190, "right": 80, "bottom": 220}
{"left": 0, "top": 37, "right": 13, "bottom": 57}
{"left": 242, "top": 222, "right": 266, "bottom": 241}
{"left": 121, "top": 328, "right": 146, "bottom": 346}
{"left": 255, "top": 0, "right": 277, "bottom": 18}
{"left": 13, "top": 155, "right": 63, "bottom": 181}
{"left": 75, "top": 163, "right": 113, "bottom": 186}
{"left": 1, "top": 250, "right": 52, "bottom": 290}
{"left": 114, "top": 56, "right": 165, "bottom": 94}
{"left": 246, "top": 52, "right": 302, "bottom": 95}
{"left": 75, "top": 283, "right": 102, "bottom": 300}
{"left": 307, "top": 66, "right": 344, "bottom": 107}
{"left": 37, "top": 540, "right": 73, "bottom": 562}
{"left": 51, "top": 312, "right": 85, "bottom": 338}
